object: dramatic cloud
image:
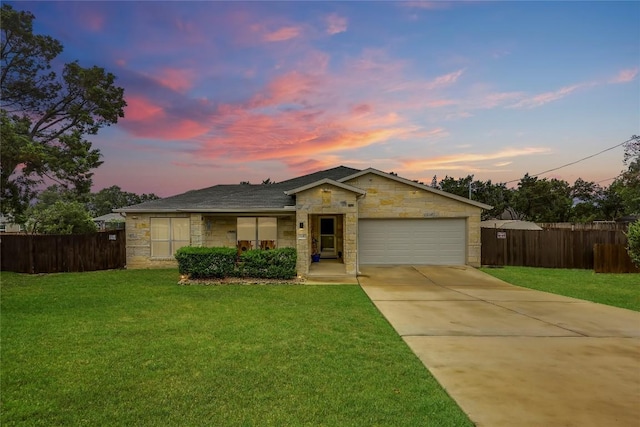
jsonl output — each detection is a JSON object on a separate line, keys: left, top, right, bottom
{"left": 121, "top": 96, "right": 210, "bottom": 140}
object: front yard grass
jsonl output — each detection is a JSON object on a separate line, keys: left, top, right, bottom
{"left": 1, "top": 269, "right": 471, "bottom": 427}
{"left": 481, "top": 266, "right": 640, "bottom": 311}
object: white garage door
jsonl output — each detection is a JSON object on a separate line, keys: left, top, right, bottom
{"left": 358, "top": 218, "right": 466, "bottom": 265}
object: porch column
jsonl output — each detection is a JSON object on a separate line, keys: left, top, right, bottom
{"left": 295, "top": 211, "right": 310, "bottom": 276}
{"left": 344, "top": 212, "right": 358, "bottom": 275}
{"left": 190, "top": 213, "right": 204, "bottom": 247}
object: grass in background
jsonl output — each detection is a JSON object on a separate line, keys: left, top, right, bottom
{"left": 1, "top": 269, "right": 471, "bottom": 427}
{"left": 481, "top": 267, "right": 640, "bottom": 311}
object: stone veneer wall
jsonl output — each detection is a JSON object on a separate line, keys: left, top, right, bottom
{"left": 295, "top": 185, "right": 359, "bottom": 276}
{"left": 345, "top": 173, "right": 483, "bottom": 266}
{"left": 201, "top": 215, "right": 296, "bottom": 249}
{"left": 125, "top": 212, "right": 191, "bottom": 269}
{"left": 126, "top": 213, "right": 296, "bottom": 269}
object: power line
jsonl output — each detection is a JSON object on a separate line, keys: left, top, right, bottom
{"left": 504, "top": 137, "right": 636, "bottom": 185}
{"left": 596, "top": 176, "right": 620, "bottom": 184}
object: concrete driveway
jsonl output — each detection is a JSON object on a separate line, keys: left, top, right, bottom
{"left": 358, "top": 265, "right": 640, "bottom": 427}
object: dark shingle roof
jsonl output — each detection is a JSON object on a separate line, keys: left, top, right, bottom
{"left": 117, "top": 166, "right": 361, "bottom": 212}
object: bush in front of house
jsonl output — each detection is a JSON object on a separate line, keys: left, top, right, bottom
{"left": 175, "top": 247, "right": 237, "bottom": 278}
{"left": 237, "top": 248, "right": 297, "bottom": 279}
{"left": 627, "top": 220, "right": 640, "bottom": 268}
{"left": 175, "top": 247, "right": 297, "bottom": 280}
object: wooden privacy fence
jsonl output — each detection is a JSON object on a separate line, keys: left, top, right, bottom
{"left": 594, "top": 244, "right": 639, "bottom": 274}
{"left": 481, "top": 228, "right": 632, "bottom": 270}
{"left": 1, "top": 230, "right": 126, "bottom": 273}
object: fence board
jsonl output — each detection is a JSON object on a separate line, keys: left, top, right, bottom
{"left": 481, "top": 228, "right": 632, "bottom": 271}
{"left": 1, "top": 230, "right": 126, "bottom": 273}
{"left": 594, "top": 244, "right": 639, "bottom": 274}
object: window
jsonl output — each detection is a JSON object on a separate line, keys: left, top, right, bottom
{"left": 236, "top": 217, "right": 277, "bottom": 250}
{"left": 151, "top": 218, "right": 190, "bottom": 257}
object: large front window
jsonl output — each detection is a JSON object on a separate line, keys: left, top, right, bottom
{"left": 151, "top": 218, "right": 190, "bottom": 257}
{"left": 237, "top": 217, "right": 277, "bottom": 250}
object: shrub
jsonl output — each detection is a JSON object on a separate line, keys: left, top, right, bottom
{"left": 237, "top": 248, "right": 297, "bottom": 279}
{"left": 175, "top": 247, "right": 297, "bottom": 280}
{"left": 175, "top": 247, "right": 236, "bottom": 278}
{"left": 627, "top": 220, "right": 640, "bottom": 267}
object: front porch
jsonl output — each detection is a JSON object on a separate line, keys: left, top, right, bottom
{"left": 306, "top": 258, "right": 359, "bottom": 284}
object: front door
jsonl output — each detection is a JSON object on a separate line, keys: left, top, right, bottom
{"left": 319, "top": 216, "right": 336, "bottom": 258}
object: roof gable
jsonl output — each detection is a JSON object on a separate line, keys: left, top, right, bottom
{"left": 340, "top": 168, "right": 492, "bottom": 210}
{"left": 284, "top": 178, "right": 366, "bottom": 196}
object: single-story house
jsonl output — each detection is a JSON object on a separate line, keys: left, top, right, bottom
{"left": 0, "top": 214, "right": 23, "bottom": 233}
{"left": 93, "top": 212, "right": 126, "bottom": 230}
{"left": 116, "top": 166, "right": 491, "bottom": 277}
{"left": 481, "top": 219, "right": 543, "bottom": 231}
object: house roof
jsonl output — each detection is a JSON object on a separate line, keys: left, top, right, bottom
{"left": 116, "top": 165, "right": 491, "bottom": 213}
{"left": 116, "top": 166, "right": 361, "bottom": 213}
{"left": 481, "top": 219, "right": 543, "bottom": 230}
{"left": 93, "top": 212, "right": 126, "bottom": 222}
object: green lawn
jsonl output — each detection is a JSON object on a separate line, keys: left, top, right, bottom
{"left": 481, "top": 267, "right": 640, "bottom": 311}
{"left": 1, "top": 269, "right": 471, "bottom": 427}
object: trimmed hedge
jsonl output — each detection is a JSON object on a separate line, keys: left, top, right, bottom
{"left": 175, "top": 246, "right": 297, "bottom": 280}
{"left": 175, "top": 247, "right": 236, "bottom": 278}
{"left": 237, "top": 248, "right": 297, "bottom": 279}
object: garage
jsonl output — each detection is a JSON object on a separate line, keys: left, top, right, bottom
{"left": 358, "top": 218, "right": 466, "bottom": 265}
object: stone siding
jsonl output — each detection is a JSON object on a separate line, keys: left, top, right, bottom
{"left": 125, "top": 212, "right": 190, "bottom": 269}
{"left": 126, "top": 213, "right": 296, "bottom": 269}
{"left": 201, "top": 215, "right": 296, "bottom": 249}
{"left": 295, "top": 185, "right": 359, "bottom": 275}
{"left": 345, "top": 173, "right": 483, "bottom": 266}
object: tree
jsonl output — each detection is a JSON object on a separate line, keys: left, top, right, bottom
{"left": 569, "top": 178, "right": 603, "bottom": 222}
{"left": 627, "top": 220, "right": 640, "bottom": 268}
{"left": 510, "top": 174, "right": 572, "bottom": 222}
{"left": 439, "top": 175, "right": 474, "bottom": 199}
{"left": 437, "top": 175, "right": 511, "bottom": 220}
{"left": 598, "top": 184, "right": 626, "bottom": 220}
{"left": 472, "top": 180, "right": 512, "bottom": 220}
{"left": 613, "top": 136, "right": 640, "bottom": 215}
{"left": 1, "top": 5, "right": 126, "bottom": 222}
{"left": 87, "top": 185, "right": 159, "bottom": 217}
{"left": 26, "top": 200, "right": 97, "bottom": 234}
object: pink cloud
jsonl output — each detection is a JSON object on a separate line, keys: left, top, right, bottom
{"left": 249, "top": 71, "right": 323, "bottom": 108}
{"left": 429, "top": 69, "right": 465, "bottom": 87}
{"left": 508, "top": 84, "right": 584, "bottom": 109}
{"left": 124, "top": 96, "right": 164, "bottom": 121}
{"left": 402, "top": 147, "right": 551, "bottom": 171}
{"left": 153, "top": 68, "right": 196, "bottom": 93}
{"left": 401, "top": 1, "right": 452, "bottom": 10}
{"left": 80, "top": 9, "right": 105, "bottom": 31}
{"left": 609, "top": 68, "right": 638, "bottom": 84}
{"left": 325, "top": 13, "right": 348, "bottom": 35}
{"left": 122, "top": 96, "right": 209, "bottom": 140}
{"left": 263, "top": 26, "right": 303, "bottom": 42}
{"left": 197, "top": 97, "right": 419, "bottom": 164}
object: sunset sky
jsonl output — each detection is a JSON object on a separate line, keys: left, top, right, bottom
{"left": 15, "top": 1, "right": 640, "bottom": 197}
